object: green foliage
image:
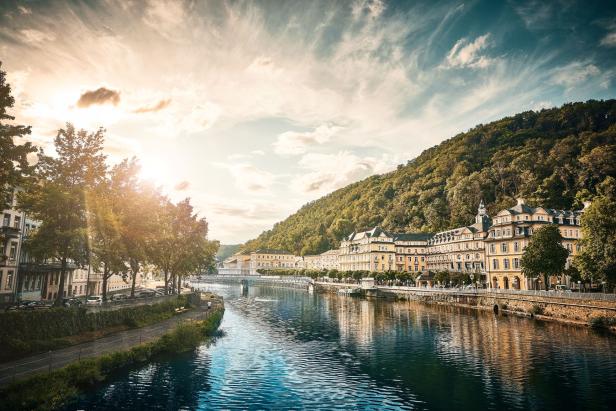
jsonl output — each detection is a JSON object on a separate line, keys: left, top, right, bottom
{"left": 576, "top": 176, "right": 616, "bottom": 287}
{"left": 0, "top": 295, "right": 190, "bottom": 361}
{"left": 244, "top": 100, "right": 616, "bottom": 255}
{"left": 529, "top": 304, "right": 544, "bottom": 316}
{"left": 216, "top": 244, "right": 241, "bottom": 261}
{"left": 0, "top": 309, "right": 224, "bottom": 411}
{"left": 0, "top": 61, "right": 36, "bottom": 210}
{"left": 588, "top": 316, "right": 616, "bottom": 329}
{"left": 521, "top": 225, "right": 569, "bottom": 290}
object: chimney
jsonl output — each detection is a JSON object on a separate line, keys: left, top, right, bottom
{"left": 516, "top": 198, "right": 526, "bottom": 206}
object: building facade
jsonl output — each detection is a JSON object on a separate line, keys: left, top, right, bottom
{"left": 339, "top": 227, "right": 397, "bottom": 272}
{"left": 301, "top": 249, "right": 340, "bottom": 271}
{"left": 426, "top": 201, "right": 491, "bottom": 279}
{"left": 393, "top": 233, "right": 430, "bottom": 273}
{"left": 1, "top": 191, "right": 24, "bottom": 303}
{"left": 250, "top": 249, "right": 297, "bottom": 274}
{"left": 485, "top": 198, "right": 584, "bottom": 290}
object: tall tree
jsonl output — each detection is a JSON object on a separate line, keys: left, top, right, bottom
{"left": 87, "top": 179, "right": 126, "bottom": 301}
{"left": 0, "top": 61, "right": 36, "bottom": 210}
{"left": 19, "top": 124, "right": 106, "bottom": 305}
{"left": 521, "top": 225, "right": 569, "bottom": 290}
{"left": 575, "top": 177, "right": 616, "bottom": 288}
{"left": 110, "top": 159, "right": 158, "bottom": 298}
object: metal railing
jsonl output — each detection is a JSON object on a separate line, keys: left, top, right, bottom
{"left": 377, "top": 285, "right": 616, "bottom": 301}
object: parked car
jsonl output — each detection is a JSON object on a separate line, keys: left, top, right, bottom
{"left": 111, "top": 293, "right": 128, "bottom": 301}
{"left": 63, "top": 298, "right": 83, "bottom": 307}
{"left": 4, "top": 300, "right": 33, "bottom": 311}
{"left": 136, "top": 290, "right": 156, "bottom": 298}
{"left": 25, "top": 301, "right": 51, "bottom": 310}
{"left": 86, "top": 295, "right": 103, "bottom": 305}
{"left": 554, "top": 285, "right": 572, "bottom": 293}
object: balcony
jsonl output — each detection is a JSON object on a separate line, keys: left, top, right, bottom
{"left": 1, "top": 225, "right": 20, "bottom": 239}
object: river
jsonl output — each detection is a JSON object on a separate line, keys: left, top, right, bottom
{"left": 66, "top": 283, "right": 616, "bottom": 410}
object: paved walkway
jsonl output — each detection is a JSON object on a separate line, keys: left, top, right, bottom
{"left": 0, "top": 300, "right": 223, "bottom": 386}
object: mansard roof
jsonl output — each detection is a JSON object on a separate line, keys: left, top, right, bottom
{"left": 253, "top": 248, "right": 293, "bottom": 255}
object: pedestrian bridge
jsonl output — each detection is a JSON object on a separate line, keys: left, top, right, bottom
{"left": 191, "top": 275, "right": 312, "bottom": 287}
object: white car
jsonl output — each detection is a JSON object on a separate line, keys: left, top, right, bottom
{"left": 86, "top": 295, "right": 103, "bottom": 305}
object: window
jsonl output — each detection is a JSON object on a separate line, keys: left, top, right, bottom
{"left": 514, "top": 242, "right": 519, "bottom": 252}
{"left": 504, "top": 259, "right": 510, "bottom": 269}
{"left": 513, "top": 258, "right": 520, "bottom": 269}
{"left": 6, "top": 270, "right": 14, "bottom": 290}
{"left": 13, "top": 216, "right": 21, "bottom": 229}
{"left": 492, "top": 259, "right": 499, "bottom": 269}
{"left": 489, "top": 244, "right": 496, "bottom": 253}
{"left": 9, "top": 243, "right": 17, "bottom": 260}
{"left": 500, "top": 243, "right": 508, "bottom": 253}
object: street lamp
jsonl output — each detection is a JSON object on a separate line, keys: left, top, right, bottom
{"left": 577, "top": 280, "right": 581, "bottom": 293}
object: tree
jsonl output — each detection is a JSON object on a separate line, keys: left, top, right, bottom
{"left": 0, "top": 61, "right": 36, "bottom": 210}
{"left": 87, "top": 179, "right": 126, "bottom": 301}
{"left": 521, "top": 225, "right": 569, "bottom": 290}
{"left": 110, "top": 159, "right": 158, "bottom": 298}
{"left": 575, "top": 177, "right": 616, "bottom": 288}
{"left": 19, "top": 124, "right": 106, "bottom": 305}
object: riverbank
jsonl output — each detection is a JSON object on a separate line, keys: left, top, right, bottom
{"left": 0, "top": 294, "right": 224, "bottom": 411}
{"left": 315, "top": 282, "right": 616, "bottom": 331}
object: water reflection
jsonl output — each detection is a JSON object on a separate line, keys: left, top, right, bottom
{"left": 69, "top": 284, "right": 616, "bottom": 411}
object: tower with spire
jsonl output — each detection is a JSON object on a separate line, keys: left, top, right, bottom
{"left": 474, "top": 200, "right": 490, "bottom": 231}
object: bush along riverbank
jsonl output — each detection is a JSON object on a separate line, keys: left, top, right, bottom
{"left": 0, "top": 295, "right": 194, "bottom": 362}
{"left": 0, "top": 307, "right": 224, "bottom": 411}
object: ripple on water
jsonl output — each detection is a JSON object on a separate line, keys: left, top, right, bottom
{"left": 66, "top": 285, "right": 616, "bottom": 411}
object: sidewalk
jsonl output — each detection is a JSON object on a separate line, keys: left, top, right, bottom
{"left": 0, "top": 301, "right": 222, "bottom": 386}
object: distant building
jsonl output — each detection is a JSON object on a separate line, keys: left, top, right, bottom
{"left": 485, "top": 198, "right": 585, "bottom": 290}
{"left": 250, "top": 249, "right": 297, "bottom": 274}
{"left": 339, "top": 227, "right": 396, "bottom": 272}
{"left": 426, "top": 201, "right": 491, "bottom": 279}
{"left": 220, "top": 251, "right": 251, "bottom": 275}
{"left": 301, "top": 249, "right": 340, "bottom": 271}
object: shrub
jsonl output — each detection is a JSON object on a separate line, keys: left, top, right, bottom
{"left": 529, "top": 304, "right": 544, "bottom": 316}
{"left": 0, "top": 308, "right": 224, "bottom": 411}
{"left": 0, "top": 295, "right": 191, "bottom": 361}
{"left": 589, "top": 316, "right": 616, "bottom": 329}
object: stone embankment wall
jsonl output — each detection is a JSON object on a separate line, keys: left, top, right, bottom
{"left": 315, "top": 282, "right": 616, "bottom": 326}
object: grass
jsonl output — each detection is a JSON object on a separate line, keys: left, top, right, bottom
{"left": 0, "top": 308, "right": 224, "bottom": 411}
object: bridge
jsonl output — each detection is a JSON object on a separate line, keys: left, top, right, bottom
{"left": 191, "top": 275, "right": 313, "bottom": 290}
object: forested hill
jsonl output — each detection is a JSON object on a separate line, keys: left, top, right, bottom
{"left": 244, "top": 100, "right": 616, "bottom": 256}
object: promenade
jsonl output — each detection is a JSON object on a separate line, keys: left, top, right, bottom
{"left": 0, "top": 298, "right": 223, "bottom": 386}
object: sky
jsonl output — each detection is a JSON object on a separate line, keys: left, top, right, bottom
{"left": 1, "top": 0, "right": 615, "bottom": 244}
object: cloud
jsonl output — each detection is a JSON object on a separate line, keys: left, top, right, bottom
{"left": 133, "top": 98, "right": 171, "bottom": 113}
{"left": 600, "top": 32, "right": 616, "bottom": 47}
{"left": 443, "top": 34, "right": 493, "bottom": 69}
{"left": 552, "top": 62, "right": 600, "bottom": 87}
{"left": 216, "top": 163, "right": 276, "bottom": 193}
{"left": 18, "top": 6, "right": 32, "bottom": 15}
{"left": 273, "top": 124, "right": 343, "bottom": 156}
{"left": 20, "top": 29, "right": 55, "bottom": 44}
{"left": 143, "top": 0, "right": 186, "bottom": 38}
{"left": 174, "top": 180, "right": 190, "bottom": 191}
{"left": 293, "top": 151, "right": 399, "bottom": 195}
{"left": 76, "top": 87, "right": 121, "bottom": 108}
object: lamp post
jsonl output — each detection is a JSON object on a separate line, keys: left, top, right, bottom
{"left": 577, "top": 280, "right": 581, "bottom": 293}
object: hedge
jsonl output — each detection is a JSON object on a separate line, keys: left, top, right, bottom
{"left": 0, "top": 308, "right": 224, "bottom": 411}
{"left": 0, "top": 295, "right": 191, "bottom": 361}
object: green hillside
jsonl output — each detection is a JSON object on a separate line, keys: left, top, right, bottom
{"left": 216, "top": 244, "right": 241, "bottom": 261}
{"left": 244, "top": 100, "right": 616, "bottom": 256}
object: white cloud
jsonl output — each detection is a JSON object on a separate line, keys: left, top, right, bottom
{"left": 217, "top": 163, "right": 277, "bottom": 193}
{"left": 273, "top": 124, "right": 343, "bottom": 156}
{"left": 143, "top": 0, "right": 186, "bottom": 38}
{"left": 552, "top": 62, "right": 600, "bottom": 88}
{"left": 20, "top": 29, "right": 55, "bottom": 43}
{"left": 443, "top": 34, "right": 493, "bottom": 69}
{"left": 600, "top": 32, "right": 616, "bottom": 47}
{"left": 292, "top": 151, "right": 399, "bottom": 195}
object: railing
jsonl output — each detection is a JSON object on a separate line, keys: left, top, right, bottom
{"left": 377, "top": 285, "right": 616, "bottom": 301}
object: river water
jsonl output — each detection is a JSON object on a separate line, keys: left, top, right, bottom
{"left": 67, "top": 284, "right": 616, "bottom": 410}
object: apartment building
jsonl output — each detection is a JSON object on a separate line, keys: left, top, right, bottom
{"left": 393, "top": 233, "right": 431, "bottom": 272}
{"left": 485, "top": 198, "right": 585, "bottom": 290}
{"left": 220, "top": 251, "right": 252, "bottom": 275}
{"left": 0, "top": 190, "right": 24, "bottom": 303}
{"left": 301, "top": 249, "right": 340, "bottom": 271}
{"left": 426, "top": 201, "right": 491, "bottom": 278}
{"left": 249, "top": 249, "right": 297, "bottom": 274}
{"left": 339, "top": 227, "right": 397, "bottom": 272}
